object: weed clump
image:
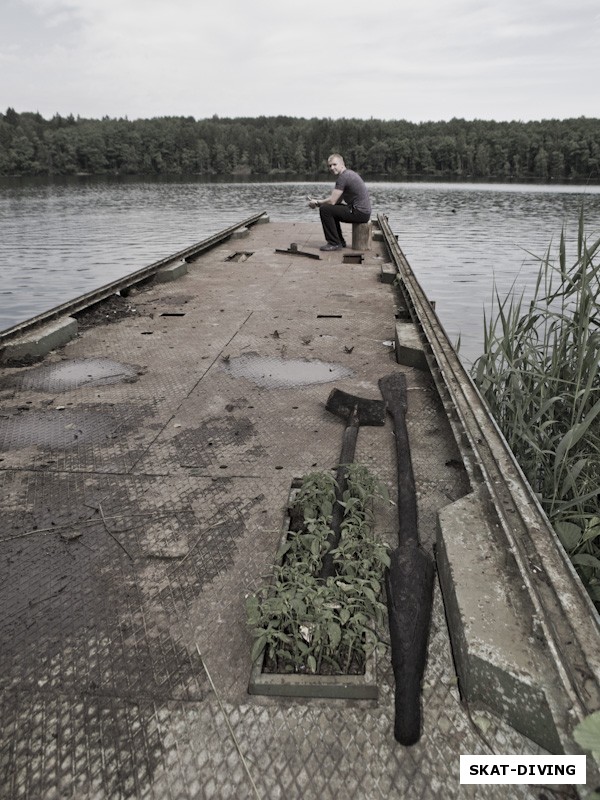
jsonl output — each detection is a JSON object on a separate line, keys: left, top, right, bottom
{"left": 246, "top": 465, "right": 390, "bottom": 675}
{"left": 472, "top": 209, "right": 600, "bottom": 608}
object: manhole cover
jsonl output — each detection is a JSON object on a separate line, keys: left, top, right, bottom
{"left": 220, "top": 353, "right": 353, "bottom": 388}
{"left": 9, "top": 358, "right": 139, "bottom": 392}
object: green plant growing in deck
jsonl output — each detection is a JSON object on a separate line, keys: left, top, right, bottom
{"left": 246, "top": 465, "right": 390, "bottom": 675}
{"left": 472, "top": 209, "right": 600, "bottom": 607}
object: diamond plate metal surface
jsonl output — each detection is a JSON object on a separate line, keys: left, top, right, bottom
{"left": 0, "top": 221, "right": 549, "bottom": 799}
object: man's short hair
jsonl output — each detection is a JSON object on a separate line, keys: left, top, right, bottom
{"left": 327, "top": 153, "right": 345, "bottom": 165}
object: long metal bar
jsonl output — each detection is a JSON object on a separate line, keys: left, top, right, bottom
{"left": 0, "top": 211, "right": 267, "bottom": 344}
{"left": 378, "top": 212, "right": 600, "bottom": 720}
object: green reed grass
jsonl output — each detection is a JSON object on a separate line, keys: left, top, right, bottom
{"left": 472, "top": 208, "right": 600, "bottom": 608}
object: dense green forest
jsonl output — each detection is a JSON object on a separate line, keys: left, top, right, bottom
{"left": 1, "top": 108, "right": 599, "bottom": 182}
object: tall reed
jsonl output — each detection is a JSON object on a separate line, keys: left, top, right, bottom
{"left": 472, "top": 209, "right": 600, "bottom": 608}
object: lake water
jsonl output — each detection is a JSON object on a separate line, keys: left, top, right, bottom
{"left": 1, "top": 177, "right": 600, "bottom": 365}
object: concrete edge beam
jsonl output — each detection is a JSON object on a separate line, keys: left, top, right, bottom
{"left": 0, "top": 316, "right": 78, "bottom": 364}
{"left": 231, "top": 227, "right": 250, "bottom": 239}
{"left": 380, "top": 262, "right": 397, "bottom": 284}
{"left": 436, "top": 490, "right": 574, "bottom": 755}
{"left": 155, "top": 259, "right": 188, "bottom": 283}
{"left": 394, "top": 321, "right": 429, "bottom": 371}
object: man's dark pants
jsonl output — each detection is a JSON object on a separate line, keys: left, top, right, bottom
{"left": 319, "top": 204, "right": 370, "bottom": 246}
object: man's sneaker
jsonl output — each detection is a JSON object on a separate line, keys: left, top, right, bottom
{"left": 320, "top": 243, "right": 344, "bottom": 251}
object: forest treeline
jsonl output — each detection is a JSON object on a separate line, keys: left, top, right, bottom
{"left": 1, "top": 107, "right": 599, "bottom": 182}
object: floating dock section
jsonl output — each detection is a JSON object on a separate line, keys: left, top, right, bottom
{"left": 0, "top": 214, "right": 598, "bottom": 799}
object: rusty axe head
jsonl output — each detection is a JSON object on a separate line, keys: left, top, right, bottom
{"left": 326, "top": 388, "right": 386, "bottom": 426}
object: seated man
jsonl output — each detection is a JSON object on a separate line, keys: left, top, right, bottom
{"left": 308, "top": 154, "right": 371, "bottom": 251}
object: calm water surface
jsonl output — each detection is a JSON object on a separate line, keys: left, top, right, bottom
{"left": 1, "top": 177, "right": 599, "bottom": 365}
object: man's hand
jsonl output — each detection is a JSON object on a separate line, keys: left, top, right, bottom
{"left": 307, "top": 195, "right": 319, "bottom": 209}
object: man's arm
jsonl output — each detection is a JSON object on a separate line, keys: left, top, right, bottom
{"left": 308, "top": 188, "right": 343, "bottom": 209}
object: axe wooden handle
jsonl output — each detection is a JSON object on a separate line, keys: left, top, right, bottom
{"left": 320, "top": 407, "right": 360, "bottom": 580}
{"left": 320, "top": 391, "right": 385, "bottom": 581}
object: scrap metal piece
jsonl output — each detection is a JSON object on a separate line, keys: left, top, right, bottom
{"left": 275, "top": 243, "right": 321, "bottom": 260}
{"left": 379, "top": 371, "right": 434, "bottom": 747}
{"left": 320, "top": 387, "right": 386, "bottom": 580}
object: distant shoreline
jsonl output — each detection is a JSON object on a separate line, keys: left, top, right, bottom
{"left": 1, "top": 110, "right": 599, "bottom": 184}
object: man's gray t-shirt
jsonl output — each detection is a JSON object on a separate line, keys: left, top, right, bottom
{"left": 334, "top": 169, "right": 371, "bottom": 215}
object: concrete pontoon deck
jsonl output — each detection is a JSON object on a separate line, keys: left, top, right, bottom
{"left": 0, "top": 216, "right": 597, "bottom": 799}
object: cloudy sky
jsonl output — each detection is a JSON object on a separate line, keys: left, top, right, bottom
{"left": 2, "top": 0, "right": 599, "bottom": 122}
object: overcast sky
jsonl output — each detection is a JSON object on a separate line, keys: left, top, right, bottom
{"left": 2, "top": 0, "right": 599, "bottom": 123}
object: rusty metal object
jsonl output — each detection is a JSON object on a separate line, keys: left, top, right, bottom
{"left": 320, "top": 388, "right": 386, "bottom": 580}
{"left": 379, "top": 371, "right": 434, "bottom": 746}
{"left": 274, "top": 243, "right": 321, "bottom": 260}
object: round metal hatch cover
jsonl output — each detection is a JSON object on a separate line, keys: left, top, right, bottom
{"left": 8, "top": 358, "right": 139, "bottom": 393}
